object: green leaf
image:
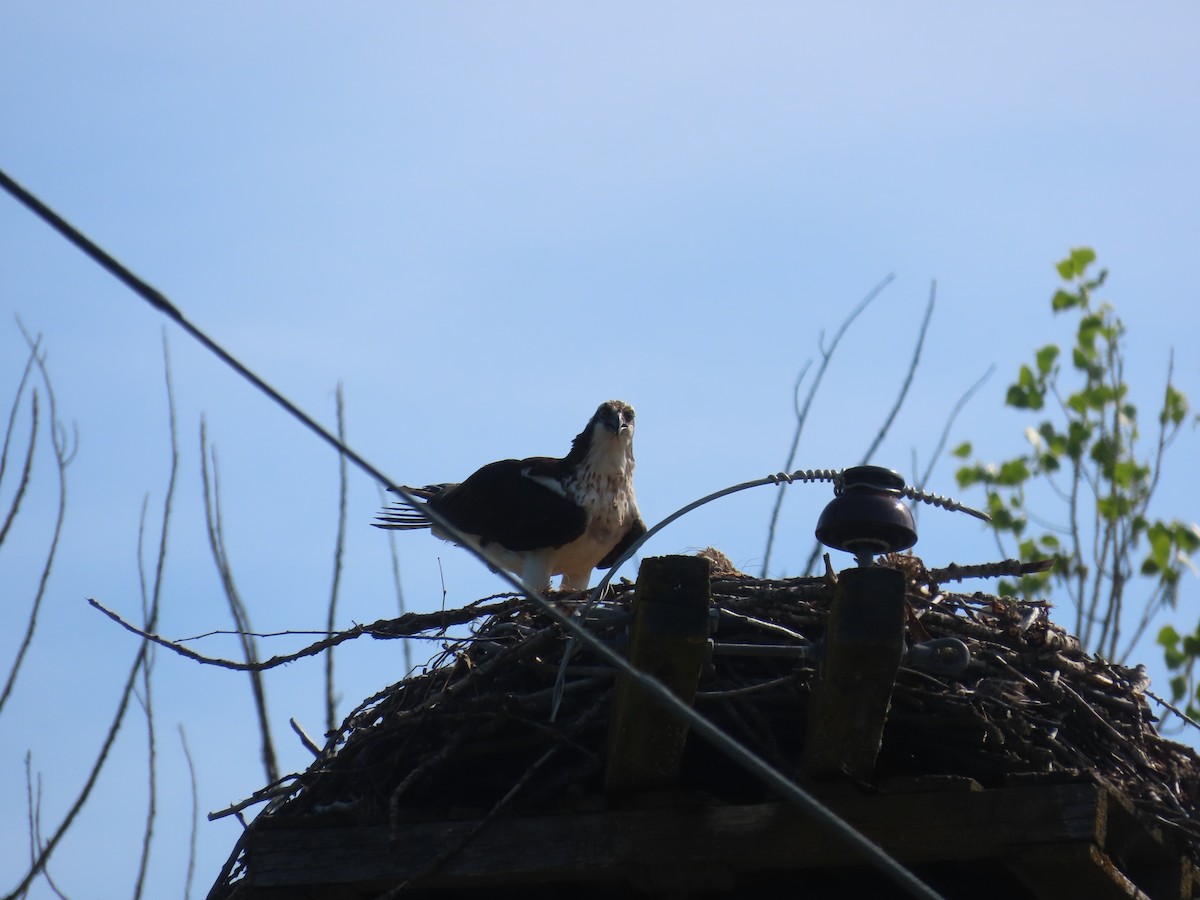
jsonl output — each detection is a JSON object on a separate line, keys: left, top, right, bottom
{"left": 1161, "top": 384, "right": 1188, "bottom": 427}
{"left": 1070, "top": 247, "right": 1097, "bottom": 275}
{"left": 1090, "top": 436, "right": 1116, "bottom": 470}
{"left": 1098, "top": 494, "right": 1132, "bottom": 521}
{"left": 1159, "top": 624, "right": 1181, "bottom": 648}
{"left": 1148, "top": 524, "right": 1173, "bottom": 571}
{"left": 1056, "top": 256, "right": 1076, "bottom": 280}
{"left": 1112, "top": 460, "right": 1145, "bottom": 489}
{"left": 1175, "top": 522, "right": 1200, "bottom": 553}
{"left": 1052, "top": 289, "right": 1080, "bottom": 312}
{"left": 1077, "top": 313, "right": 1103, "bottom": 353}
{"left": 951, "top": 441, "right": 972, "bottom": 459}
{"left": 1035, "top": 344, "right": 1060, "bottom": 376}
{"left": 997, "top": 458, "right": 1031, "bottom": 485}
{"left": 1006, "top": 384, "right": 1031, "bottom": 409}
{"left": 1038, "top": 453, "right": 1061, "bottom": 473}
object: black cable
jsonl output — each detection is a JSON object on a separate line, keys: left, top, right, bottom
{"left": 0, "top": 166, "right": 946, "bottom": 900}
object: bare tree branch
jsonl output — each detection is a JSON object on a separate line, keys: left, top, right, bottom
{"left": 86, "top": 596, "right": 527, "bottom": 671}
{"left": 0, "top": 327, "right": 38, "bottom": 486}
{"left": 179, "top": 726, "right": 199, "bottom": 900}
{"left": 800, "top": 280, "right": 936, "bottom": 575}
{"left": 3, "top": 640, "right": 152, "bottom": 899}
{"left": 23, "top": 754, "right": 69, "bottom": 900}
{"left": 200, "top": 419, "right": 279, "bottom": 784}
{"left": 0, "top": 388, "right": 37, "bottom": 549}
{"left": 325, "top": 384, "right": 348, "bottom": 734}
{"left": 1, "top": 328, "right": 71, "bottom": 716}
{"left": 379, "top": 484, "right": 412, "bottom": 674}
{"left": 914, "top": 364, "right": 996, "bottom": 498}
{"left": 761, "top": 274, "right": 895, "bottom": 576}
{"left": 858, "top": 280, "right": 937, "bottom": 465}
{"left": 133, "top": 331, "right": 179, "bottom": 900}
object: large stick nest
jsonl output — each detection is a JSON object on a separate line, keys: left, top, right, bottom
{"left": 230, "top": 552, "right": 1200, "bottom": 860}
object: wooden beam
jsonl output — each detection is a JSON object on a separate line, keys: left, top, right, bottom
{"left": 1005, "top": 842, "right": 1146, "bottom": 900}
{"left": 243, "top": 780, "right": 1150, "bottom": 893}
{"left": 803, "top": 564, "right": 906, "bottom": 781}
{"left": 604, "top": 555, "right": 712, "bottom": 794}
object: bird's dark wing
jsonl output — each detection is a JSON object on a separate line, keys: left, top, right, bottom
{"left": 596, "top": 516, "right": 648, "bottom": 569}
{"left": 430, "top": 458, "right": 587, "bottom": 552}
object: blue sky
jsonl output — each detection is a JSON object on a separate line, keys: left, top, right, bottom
{"left": 2, "top": 3, "right": 1199, "bottom": 896}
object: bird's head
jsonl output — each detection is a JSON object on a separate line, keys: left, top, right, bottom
{"left": 594, "top": 399, "right": 635, "bottom": 439}
{"left": 569, "top": 400, "right": 636, "bottom": 464}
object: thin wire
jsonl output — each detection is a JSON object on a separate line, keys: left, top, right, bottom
{"left": 0, "top": 167, "right": 945, "bottom": 900}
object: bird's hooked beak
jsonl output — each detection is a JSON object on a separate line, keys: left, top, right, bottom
{"left": 600, "top": 406, "right": 631, "bottom": 436}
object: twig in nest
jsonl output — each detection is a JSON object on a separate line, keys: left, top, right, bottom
{"left": 928, "top": 558, "right": 1055, "bottom": 586}
{"left": 376, "top": 693, "right": 611, "bottom": 898}
{"left": 388, "top": 718, "right": 480, "bottom": 836}
{"left": 289, "top": 718, "right": 321, "bottom": 757}
{"left": 85, "top": 596, "right": 529, "bottom": 671}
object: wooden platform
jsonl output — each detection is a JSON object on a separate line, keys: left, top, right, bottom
{"left": 233, "top": 776, "right": 1199, "bottom": 899}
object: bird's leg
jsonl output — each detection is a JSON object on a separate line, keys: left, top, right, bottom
{"left": 558, "top": 570, "right": 592, "bottom": 592}
{"left": 521, "top": 555, "right": 553, "bottom": 594}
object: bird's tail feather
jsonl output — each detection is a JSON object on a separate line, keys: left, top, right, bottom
{"left": 373, "top": 505, "right": 430, "bottom": 530}
{"left": 373, "top": 484, "right": 452, "bottom": 530}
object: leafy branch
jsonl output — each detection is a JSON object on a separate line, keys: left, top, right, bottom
{"left": 954, "top": 248, "right": 1198, "bottom": 696}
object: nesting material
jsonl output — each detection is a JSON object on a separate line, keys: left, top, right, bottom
{"left": 220, "top": 553, "right": 1200, "bottom": 876}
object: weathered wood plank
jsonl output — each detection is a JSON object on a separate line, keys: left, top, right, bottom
{"left": 1006, "top": 842, "right": 1147, "bottom": 900}
{"left": 604, "top": 555, "right": 712, "bottom": 794}
{"left": 803, "top": 565, "right": 906, "bottom": 781}
{"left": 245, "top": 781, "right": 1112, "bottom": 890}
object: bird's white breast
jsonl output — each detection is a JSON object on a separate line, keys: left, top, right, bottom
{"left": 549, "top": 441, "right": 639, "bottom": 587}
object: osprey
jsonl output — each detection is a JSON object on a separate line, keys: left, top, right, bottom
{"left": 375, "top": 400, "right": 646, "bottom": 591}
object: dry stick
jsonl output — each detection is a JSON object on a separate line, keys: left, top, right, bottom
{"left": 799, "top": 280, "right": 937, "bottom": 576}
{"left": 325, "top": 384, "right": 349, "bottom": 733}
{"left": 23, "top": 756, "right": 69, "bottom": 900}
{"left": 913, "top": 364, "right": 995, "bottom": 500}
{"left": 0, "top": 332, "right": 40, "bottom": 545}
{"left": 290, "top": 718, "right": 321, "bottom": 756}
{"left": 928, "top": 558, "right": 1054, "bottom": 585}
{"left": 696, "top": 672, "right": 804, "bottom": 701}
{"left": 204, "top": 830, "right": 251, "bottom": 900}
{"left": 379, "top": 483, "right": 412, "bottom": 674}
{"left": 1, "top": 330, "right": 71, "bottom": 716}
{"left": 179, "top": 726, "right": 200, "bottom": 900}
{"left": 387, "top": 718, "right": 479, "bottom": 834}
{"left": 380, "top": 695, "right": 611, "bottom": 898}
{"left": 861, "top": 280, "right": 937, "bottom": 465}
{"left": 200, "top": 424, "right": 279, "bottom": 784}
{"left": 132, "top": 332, "right": 178, "bottom": 900}
{"left": 0, "top": 389, "right": 36, "bottom": 548}
{"left": 133, "top": 500, "right": 159, "bottom": 900}
{"left": 761, "top": 273, "right": 895, "bottom": 576}
{"left": 0, "top": 333, "right": 38, "bottom": 484}
{"left": 207, "top": 776, "right": 303, "bottom": 823}
{"left": 85, "top": 595, "right": 529, "bottom": 672}
{"left": 3, "top": 636, "right": 153, "bottom": 899}
{"left": 206, "top": 627, "right": 561, "bottom": 823}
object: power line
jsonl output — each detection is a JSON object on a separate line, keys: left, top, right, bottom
{"left": 0, "top": 166, "right": 945, "bottom": 900}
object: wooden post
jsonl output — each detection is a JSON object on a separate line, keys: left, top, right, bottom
{"left": 605, "top": 555, "right": 712, "bottom": 795}
{"left": 803, "top": 565, "right": 905, "bottom": 782}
